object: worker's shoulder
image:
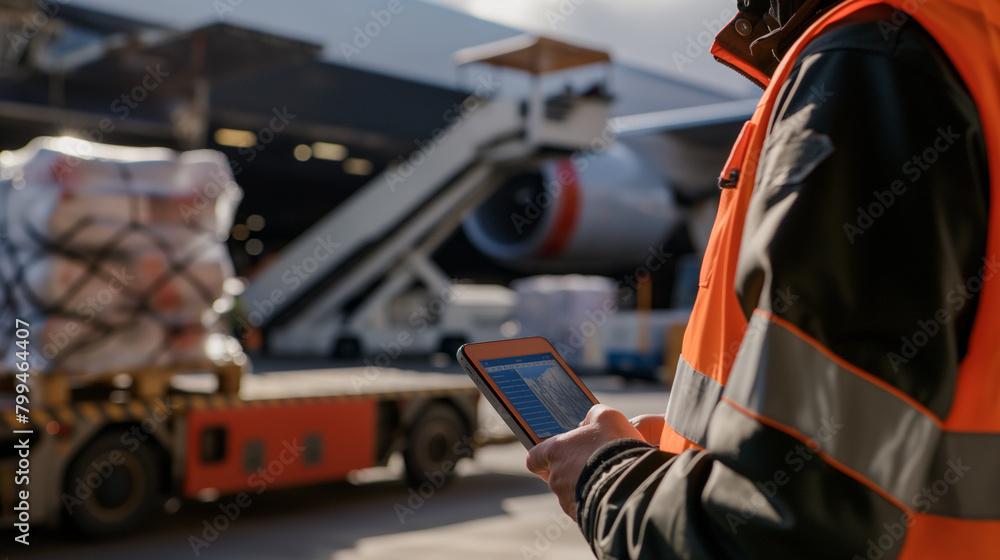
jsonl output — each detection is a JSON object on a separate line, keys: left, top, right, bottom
{"left": 797, "top": 9, "right": 948, "bottom": 70}
{"left": 782, "top": 9, "right": 974, "bottom": 114}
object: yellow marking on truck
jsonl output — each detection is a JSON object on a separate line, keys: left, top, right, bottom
{"left": 78, "top": 402, "right": 103, "bottom": 423}
{"left": 55, "top": 406, "right": 75, "bottom": 425}
{"left": 128, "top": 401, "right": 148, "bottom": 419}
{"left": 31, "top": 409, "right": 51, "bottom": 426}
{"left": 170, "top": 395, "right": 189, "bottom": 412}
{"left": 104, "top": 402, "right": 127, "bottom": 421}
{"left": 190, "top": 395, "right": 208, "bottom": 409}
{"left": 149, "top": 399, "right": 173, "bottom": 419}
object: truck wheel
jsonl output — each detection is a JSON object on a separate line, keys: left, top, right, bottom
{"left": 333, "top": 336, "right": 362, "bottom": 359}
{"left": 403, "top": 403, "right": 469, "bottom": 487}
{"left": 64, "top": 432, "right": 163, "bottom": 536}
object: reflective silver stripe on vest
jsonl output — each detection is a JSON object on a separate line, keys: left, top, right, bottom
{"left": 665, "top": 357, "right": 723, "bottom": 445}
{"left": 722, "top": 312, "right": 1000, "bottom": 519}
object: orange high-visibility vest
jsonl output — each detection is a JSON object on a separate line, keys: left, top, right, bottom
{"left": 659, "top": 1, "right": 1000, "bottom": 557}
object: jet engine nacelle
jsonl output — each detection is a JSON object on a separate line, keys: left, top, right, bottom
{"left": 463, "top": 143, "right": 678, "bottom": 272}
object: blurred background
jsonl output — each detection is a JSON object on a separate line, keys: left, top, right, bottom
{"left": 0, "top": 0, "right": 758, "bottom": 558}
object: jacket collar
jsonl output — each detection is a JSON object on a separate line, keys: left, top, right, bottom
{"left": 711, "top": 0, "right": 839, "bottom": 89}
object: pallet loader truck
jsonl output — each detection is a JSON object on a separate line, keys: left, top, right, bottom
{"left": 0, "top": 364, "right": 480, "bottom": 536}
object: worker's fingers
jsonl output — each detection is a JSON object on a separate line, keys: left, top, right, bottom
{"left": 580, "top": 403, "right": 612, "bottom": 426}
{"left": 525, "top": 439, "right": 552, "bottom": 479}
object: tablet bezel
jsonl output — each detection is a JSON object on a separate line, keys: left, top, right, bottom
{"left": 459, "top": 337, "right": 599, "bottom": 446}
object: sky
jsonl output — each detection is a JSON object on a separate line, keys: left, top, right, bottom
{"left": 70, "top": 0, "right": 753, "bottom": 96}
{"left": 424, "top": 0, "right": 749, "bottom": 93}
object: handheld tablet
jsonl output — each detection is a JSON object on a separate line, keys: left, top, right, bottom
{"left": 458, "top": 337, "right": 598, "bottom": 448}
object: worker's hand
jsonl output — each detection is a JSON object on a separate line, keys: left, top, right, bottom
{"left": 526, "top": 404, "right": 643, "bottom": 518}
{"left": 630, "top": 414, "right": 665, "bottom": 446}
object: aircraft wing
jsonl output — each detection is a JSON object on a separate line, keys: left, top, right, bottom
{"left": 610, "top": 98, "right": 759, "bottom": 137}
{"left": 610, "top": 97, "right": 760, "bottom": 202}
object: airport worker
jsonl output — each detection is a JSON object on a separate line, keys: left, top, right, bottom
{"left": 526, "top": 0, "right": 1000, "bottom": 557}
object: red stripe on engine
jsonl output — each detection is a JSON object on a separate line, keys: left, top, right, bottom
{"left": 538, "top": 160, "right": 581, "bottom": 257}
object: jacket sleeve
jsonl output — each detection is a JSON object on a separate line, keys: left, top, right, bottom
{"left": 575, "top": 17, "right": 989, "bottom": 560}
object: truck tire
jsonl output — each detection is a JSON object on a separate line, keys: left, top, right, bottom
{"left": 64, "top": 432, "right": 163, "bottom": 536}
{"left": 403, "top": 403, "right": 469, "bottom": 487}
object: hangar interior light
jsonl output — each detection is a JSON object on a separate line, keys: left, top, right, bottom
{"left": 214, "top": 128, "right": 257, "bottom": 148}
{"left": 311, "top": 141, "right": 348, "bottom": 161}
{"left": 343, "top": 157, "right": 373, "bottom": 176}
{"left": 293, "top": 144, "right": 313, "bottom": 161}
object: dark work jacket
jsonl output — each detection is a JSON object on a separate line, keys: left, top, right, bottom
{"left": 575, "top": 13, "right": 989, "bottom": 560}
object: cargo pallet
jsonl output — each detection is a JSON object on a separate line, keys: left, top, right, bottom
{"left": 20, "top": 360, "right": 245, "bottom": 408}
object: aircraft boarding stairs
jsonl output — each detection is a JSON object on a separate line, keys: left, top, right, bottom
{"left": 243, "top": 36, "right": 613, "bottom": 355}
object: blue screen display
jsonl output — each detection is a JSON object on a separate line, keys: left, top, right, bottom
{"left": 481, "top": 353, "right": 594, "bottom": 438}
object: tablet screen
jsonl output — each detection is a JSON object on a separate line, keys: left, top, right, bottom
{"left": 480, "top": 352, "right": 595, "bottom": 438}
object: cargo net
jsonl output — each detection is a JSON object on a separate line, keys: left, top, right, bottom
{"left": 0, "top": 137, "right": 243, "bottom": 378}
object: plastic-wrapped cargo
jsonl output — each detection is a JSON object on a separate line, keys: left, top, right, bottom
{"left": 0, "top": 136, "right": 243, "bottom": 377}
{"left": 512, "top": 275, "right": 617, "bottom": 370}
{"left": 601, "top": 309, "right": 690, "bottom": 383}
